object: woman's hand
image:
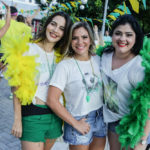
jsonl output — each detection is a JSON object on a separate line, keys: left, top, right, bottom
{"left": 11, "top": 118, "right": 22, "bottom": 138}
{"left": 93, "top": 25, "right": 98, "bottom": 33}
{"left": 11, "top": 87, "right": 22, "bottom": 138}
{"left": 73, "top": 118, "right": 90, "bottom": 135}
{"left": 1, "top": 1, "right": 10, "bottom": 13}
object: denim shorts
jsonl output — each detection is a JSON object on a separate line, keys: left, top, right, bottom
{"left": 147, "top": 134, "right": 150, "bottom": 144}
{"left": 108, "top": 120, "right": 120, "bottom": 133}
{"left": 63, "top": 107, "right": 106, "bottom": 145}
{"left": 108, "top": 120, "right": 150, "bottom": 145}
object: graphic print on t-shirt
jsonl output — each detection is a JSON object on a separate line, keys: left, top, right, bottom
{"left": 82, "top": 72, "right": 101, "bottom": 94}
{"left": 36, "top": 62, "right": 56, "bottom": 86}
{"left": 101, "top": 70, "right": 119, "bottom": 113}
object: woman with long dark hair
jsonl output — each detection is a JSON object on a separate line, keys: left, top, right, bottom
{"left": 11, "top": 11, "right": 72, "bottom": 150}
{"left": 100, "top": 14, "right": 150, "bottom": 150}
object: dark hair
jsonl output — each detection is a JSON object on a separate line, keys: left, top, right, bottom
{"left": 34, "top": 11, "right": 72, "bottom": 54}
{"left": 65, "top": 21, "right": 95, "bottom": 57}
{"left": 107, "top": 14, "right": 144, "bottom": 55}
{"left": 10, "top": 6, "right": 18, "bottom": 15}
{"left": 16, "top": 15, "right": 25, "bottom": 23}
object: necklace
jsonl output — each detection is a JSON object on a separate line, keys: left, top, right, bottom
{"left": 44, "top": 48, "right": 56, "bottom": 79}
{"left": 74, "top": 57, "right": 96, "bottom": 102}
{"left": 42, "top": 40, "right": 56, "bottom": 78}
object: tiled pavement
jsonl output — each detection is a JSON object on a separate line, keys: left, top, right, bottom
{"left": 0, "top": 78, "right": 21, "bottom": 150}
{"left": 0, "top": 78, "right": 109, "bottom": 150}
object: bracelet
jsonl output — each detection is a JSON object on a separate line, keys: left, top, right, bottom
{"left": 140, "top": 139, "right": 147, "bottom": 145}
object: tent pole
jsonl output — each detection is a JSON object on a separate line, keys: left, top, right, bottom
{"left": 101, "top": 0, "right": 109, "bottom": 38}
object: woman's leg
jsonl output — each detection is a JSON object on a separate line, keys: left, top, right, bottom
{"left": 108, "top": 130, "right": 121, "bottom": 150}
{"left": 89, "top": 137, "right": 106, "bottom": 150}
{"left": 69, "top": 145, "right": 89, "bottom": 150}
{"left": 44, "top": 139, "right": 56, "bottom": 150}
{"left": 108, "top": 131, "right": 133, "bottom": 150}
{"left": 21, "top": 141, "right": 44, "bottom": 150}
{"left": 89, "top": 107, "right": 106, "bottom": 150}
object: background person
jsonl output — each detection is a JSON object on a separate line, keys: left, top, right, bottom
{"left": 93, "top": 25, "right": 105, "bottom": 47}
{"left": 16, "top": 14, "right": 25, "bottom": 23}
{"left": 0, "top": 5, "right": 32, "bottom": 43}
{"left": 10, "top": 6, "right": 18, "bottom": 20}
{"left": 0, "top": 1, "right": 11, "bottom": 80}
{"left": 103, "top": 30, "right": 112, "bottom": 43}
{"left": 93, "top": 25, "right": 100, "bottom": 46}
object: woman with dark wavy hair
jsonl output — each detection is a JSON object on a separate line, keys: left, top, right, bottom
{"left": 100, "top": 14, "right": 150, "bottom": 150}
{"left": 11, "top": 11, "right": 72, "bottom": 150}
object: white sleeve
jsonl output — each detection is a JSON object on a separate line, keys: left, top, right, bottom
{"left": 93, "top": 55, "right": 101, "bottom": 67}
{"left": 23, "top": 43, "right": 38, "bottom": 56}
{"left": 128, "top": 62, "right": 145, "bottom": 88}
{"left": 50, "top": 61, "right": 68, "bottom": 92}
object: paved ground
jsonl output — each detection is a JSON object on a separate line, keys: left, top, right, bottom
{"left": 0, "top": 78, "right": 109, "bottom": 150}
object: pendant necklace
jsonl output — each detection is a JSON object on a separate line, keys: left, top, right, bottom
{"left": 43, "top": 47, "right": 55, "bottom": 79}
{"left": 74, "top": 57, "right": 96, "bottom": 102}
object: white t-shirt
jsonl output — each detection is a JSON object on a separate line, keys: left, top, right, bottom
{"left": 50, "top": 55, "right": 103, "bottom": 117}
{"left": 101, "top": 52, "right": 145, "bottom": 123}
{"left": 25, "top": 43, "right": 56, "bottom": 104}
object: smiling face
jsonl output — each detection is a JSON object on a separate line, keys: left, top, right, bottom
{"left": 71, "top": 27, "right": 91, "bottom": 59}
{"left": 112, "top": 23, "right": 136, "bottom": 56}
{"left": 46, "top": 15, "right": 66, "bottom": 44}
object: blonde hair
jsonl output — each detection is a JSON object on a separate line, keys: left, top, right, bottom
{"left": 64, "top": 21, "right": 95, "bottom": 57}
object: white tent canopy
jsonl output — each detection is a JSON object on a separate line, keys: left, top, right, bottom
{"left": 0, "top": 0, "right": 44, "bottom": 20}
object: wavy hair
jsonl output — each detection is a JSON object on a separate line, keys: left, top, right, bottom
{"left": 105, "top": 14, "right": 144, "bottom": 55}
{"left": 33, "top": 11, "right": 72, "bottom": 54}
{"left": 65, "top": 21, "right": 95, "bottom": 57}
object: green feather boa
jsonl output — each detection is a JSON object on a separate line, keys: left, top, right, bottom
{"left": 96, "top": 37, "right": 150, "bottom": 149}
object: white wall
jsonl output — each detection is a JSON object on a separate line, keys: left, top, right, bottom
{"left": 0, "top": 0, "right": 45, "bottom": 20}
{"left": 10, "top": 0, "right": 36, "bottom": 4}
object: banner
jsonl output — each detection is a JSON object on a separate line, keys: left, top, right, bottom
{"left": 129, "top": 0, "right": 139, "bottom": 13}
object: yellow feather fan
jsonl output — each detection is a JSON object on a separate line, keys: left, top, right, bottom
{"left": 0, "top": 20, "right": 64, "bottom": 105}
{"left": 1, "top": 33, "right": 38, "bottom": 105}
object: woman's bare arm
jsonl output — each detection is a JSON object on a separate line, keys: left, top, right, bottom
{"left": 47, "top": 86, "right": 90, "bottom": 135}
{"left": 11, "top": 87, "right": 22, "bottom": 138}
{"left": 0, "top": 1, "right": 11, "bottom": 38}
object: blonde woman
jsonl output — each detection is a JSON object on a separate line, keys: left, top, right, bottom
{"left": 47, "top": 22, "right": 106, "bottom": 150}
